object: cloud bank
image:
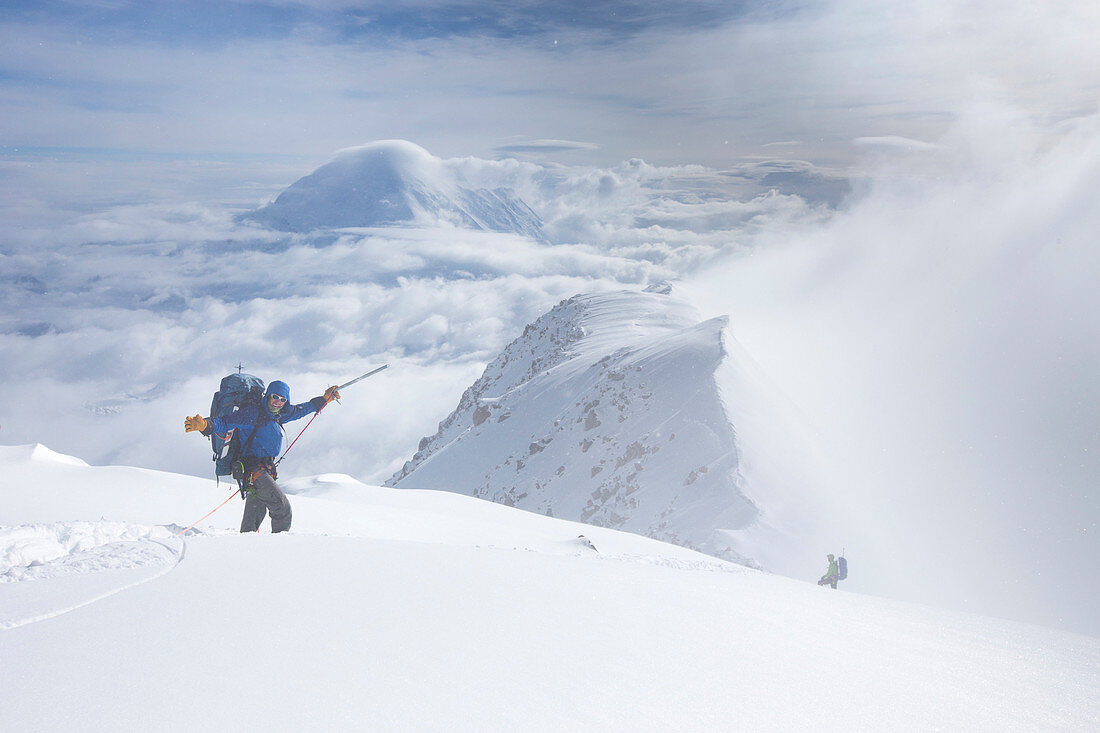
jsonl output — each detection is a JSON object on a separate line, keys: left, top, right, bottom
{"left": 691, "top": 105, "right": 1100, "bottom": 635}
{"left": 1, "top": 143, "right": 823, "bottom": 490}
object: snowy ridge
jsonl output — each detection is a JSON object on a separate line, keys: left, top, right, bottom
{"left": 18, "top": 443, "right": 89, "bottom": 466}
{"left": 1, "top": 443, "right": 1098, "bottom": 731}
{"left": 242, "top": 140, "right": 545, "bottom": 238}
{"left": 388, "top": 284, "right": 770, "bottom": 564}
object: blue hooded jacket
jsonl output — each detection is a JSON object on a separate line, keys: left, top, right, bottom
{"left": 206, "top": 380, "right": 324, "bottom": 460}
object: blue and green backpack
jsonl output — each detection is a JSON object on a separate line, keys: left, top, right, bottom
{"left": 208, "top": 372, "right": 265, "bottom": 476}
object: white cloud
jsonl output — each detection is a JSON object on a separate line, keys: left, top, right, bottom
{"left": 0, "top": 180, "right": 660, "bottom": 483}
{"left": 493, "top": 139, "right": 601, "bottom": 155}
{"left": 852, "top": 136, "right": 940, "bottom": 152}
{"left": 689, "top": 104, "right": 1100, "bottom": 635}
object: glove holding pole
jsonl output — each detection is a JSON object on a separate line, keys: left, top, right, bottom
{"left": 322, "top": 385, "right": 341, "bottom": 406}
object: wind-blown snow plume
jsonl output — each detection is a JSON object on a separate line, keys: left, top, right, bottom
{"left": 691, "top": 106, "right": 1100, "bottom": 635}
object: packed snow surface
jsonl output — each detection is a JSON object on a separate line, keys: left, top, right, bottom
{"left": 1, "top": 443, "right": 1097, "bottom": 731}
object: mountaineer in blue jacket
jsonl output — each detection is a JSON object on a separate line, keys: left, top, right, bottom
{"left": 184, "top": 380, "right": 339, "bottom": 533}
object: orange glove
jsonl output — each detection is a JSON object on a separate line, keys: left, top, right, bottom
{"left": 184, "top": 415, "right": 207, "bottom": 433}
{"left": 323, "top": 385, "right": 341, "bottom": 404}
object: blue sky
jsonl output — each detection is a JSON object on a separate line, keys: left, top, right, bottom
{"left": 7, "top": 0, "right": 1094, "bottom": 171}
{"left": 0, "top": 0, "right": 799, "bottom": 165}
{"left": 4, "top": 1, "right": 773, "bottom": 45}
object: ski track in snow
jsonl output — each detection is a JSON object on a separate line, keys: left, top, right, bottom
{"left": 0, "top": 521, "right": 186, "bottom": 630}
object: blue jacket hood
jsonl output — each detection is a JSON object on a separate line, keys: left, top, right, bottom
{"left": 265, "top": 380, "right": 291, "bottom": 402}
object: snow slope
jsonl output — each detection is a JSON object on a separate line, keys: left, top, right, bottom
{"left": 387, "top": 284, "right": 824, "bottom": 573}
{"left": 2, "top": 444, "right": 1097, "bottom": 731}
{"left": 242, "top": 140, "right": 545, "bottom": 238}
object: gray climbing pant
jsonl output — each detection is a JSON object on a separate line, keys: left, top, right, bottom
{"left": 240, "top": 470, "right": 292, "bottom": 533}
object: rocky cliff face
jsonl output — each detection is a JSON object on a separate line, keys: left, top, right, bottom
{"left": 387, "top": 284, "right": 764, "bottom": 563}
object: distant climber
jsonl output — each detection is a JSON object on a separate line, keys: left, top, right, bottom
{"left": 184, "top": 379, "right": 339, "bottom": 533}
{"left": 817, "top": 553, "right": 839, "bottom": 589}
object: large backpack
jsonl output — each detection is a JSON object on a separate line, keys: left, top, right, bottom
{"left": 838, "top": 554, "right": 848, "bottom": 581}
{"left": 209, "top": 372, "right": 265, "bottom": 476}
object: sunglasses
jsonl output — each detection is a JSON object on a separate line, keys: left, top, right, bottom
{"left": 268, "top": 393, "right": 287, "bottom": 403}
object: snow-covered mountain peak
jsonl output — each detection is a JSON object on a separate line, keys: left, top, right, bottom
{"left": 0, "top": 443, "right": 88, "bottom": 466}
{"left": 242, "top": 139, "right": 545, "bottom": 238}
{"left": 387, "top": 286, "right": 768, "bottom": 563}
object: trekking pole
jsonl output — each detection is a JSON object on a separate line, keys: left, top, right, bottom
{"left": 175, "top": 488, "right": 239, "bottom": 536}
{"left": 274, "top": 364, "right": 389, "bottom": 467}
{"left": 337, "top": 364, "right": 389, "bottom": 391}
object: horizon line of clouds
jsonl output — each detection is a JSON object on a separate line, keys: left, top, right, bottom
{"left": 0, "top": 137, "right": 845, "bottom": 249}
{"left": 0, "top": 138, "right": 834, "bottom": 402}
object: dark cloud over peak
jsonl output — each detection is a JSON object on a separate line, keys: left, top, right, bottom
{"left": 341, "top": 1, "right": 781, "bottom": 42}
{"left": 5, "top": 0, "right": 797, "bottom": 47}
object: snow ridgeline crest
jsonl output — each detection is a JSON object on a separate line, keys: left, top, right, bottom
{"left": 393, "top": 295, "right": 590, "bottom": 469}
{"left": 387, "top": 284, "right": 762, "bottom": 565}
